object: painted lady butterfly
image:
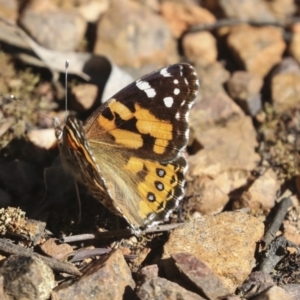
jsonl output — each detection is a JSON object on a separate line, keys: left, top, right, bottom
{"left": 54, "top": 63, "right": 199, "bottom": 231}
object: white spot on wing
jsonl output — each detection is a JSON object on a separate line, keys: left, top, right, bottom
{"left": 187, "top": 101, "right": 194, "bottom": 109}
{"left": 183, "top": 161, "right": 189, "bottom": 173}
{"left": 185, "top": 111, "right": 190, "bottom": 121}
{"left": 163, "top": 97, "right": 174, "bottom": 108}
{"left": 157, "top": 183, "right": 164, "bottom": 190}
{"left": 160, "top": 67, "right": 171, "bottom": 77}
{"left": 136, "top": 79, "right": 156, "bottom": 98}
{"left": 184, "top": 78, "right": 188, "bottom": 85}
{"left": 175, "top": 112, "right": 180, "bottom": 120}
{"left": 185, "top": 128, "right": 190, "bottom": 139}
{"left": 148, "top": 193, "right": 155, "bottom": 201}
{"left": 174, "top": 88, "right": 180, "bottom": 95}
{"left": 158, "top": 169, "right": 165, "bottom": 177}
{"left": 174, "top": 79, "right": 179, "bottom": 84}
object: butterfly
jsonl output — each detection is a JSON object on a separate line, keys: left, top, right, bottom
{"left": 54, "top": 63, "right": 199, "bottom": 231}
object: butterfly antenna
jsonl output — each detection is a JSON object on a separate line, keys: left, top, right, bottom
{"left": 65, "top": 60, "right": 70, "bottom": 122}
{"left": 64, "top": 60, "right": 83, "bottom": 222}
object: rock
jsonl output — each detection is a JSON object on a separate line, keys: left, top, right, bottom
{"left": 55, "top": 249, "right": 135, "bottom": 299}
{"left": 227, "top": 71, "right": 263, "bottom": 101}
{"left": 19, "top": 0, "right": 87, "bottom": 52}
{"left": 0, "top": 0, "right": 18, "bottom": 21}
{"left": 289, "top": 25, "right": 300, "bottom": 65}
{"left": 271, "top": 58, "right": 300, "bottom": 113}
{"left": 226, "top": 71, "right": 263, "bottom": 115}
{"left": 289, "top": 22, "right": 300, "bottom": 57}
{"left": 0, "top": 118, "right": 15, "bottom": 140}
{"left": 266, "top": 0, "right": 296, "bottom": 21}
{"left": 219, "top": 0, "right": 276, "bottom": 22}
{"left": 139, "top": 0, "right": 160, "bottom": 12}
{"left": 283, "top": 196, "right": 300, "bottom": 245}
{"left": 139, "top": 264, "right": 159, "bottom": 278}
{"left": 272, "top": 72, "right": 300, "bottom": 113}
{"left": 190, "top": 62, "right": 244, "bottom": 134}
{"left": 252, "top": 285, "right": 293, "bottom": 300}
{"left": 172, "top": 253, "right": 230, "bottom": 299}
{"left": 191, "top": 116, "right": 258, "bottom": 171}
{"left": 136, "top": 277, "right": 205, "bottom": 300}
{"left": 272, "top": 56, "right": 300, "bottom": 74}
{"left": 234, "top": 168, "right": 279, "bottom": 212}
{"left": 72, "top": 83, "right": 98, "bottom": 111}
{"left": 195, "top": 61, "right": 230, "bottom": 97}
{"left": 0, "top": 207, "right": 46, "bottom": 244}
{"left": 186, "top": 169, "right": 250, "bottom": 215}
{"left": 94, "top": 0, "right": 178, "bottom": 68}
{"left": 163, "top": 212, "right": 265, "bottom": 293}
{"left": 238, "top": 271, "right": 274, "bottom": 298}
{"left": 203, "top": 0, "right": 221, "bottom": 13}
{"left": 40, "top": 238, "right": 73, "bottom": 261}
{"left": 0, "top": 255, "right": 55, "bottom": 300}
{"left": 227, "top": 25, "right": 285, "bottom": 77}
{"left": 190, "top": 91, "right": 244, "bottom": 130}
{"left": 0, "top": 276, "right": 7, "bottom": 300}
{"left": 282, "top": 284, "right": 300, "bottom": 300}
{"left": 27, "top": 128, "right": 56, "bottom": 150}
{"left": 290, "top": 22, "right": 300, "bottom": 34}
{"left": 187, "top": 171, "right": 230, "bottom": 216}
{"left": 187, "top": 117, "right": 259, "bottom": 214}
{"left": 182, "top": 31, "right": 217, "bottom": 66}
{"left": 131, "top": 247, "right": 151, "bottom": 270}
{"left": 284, "top": 225, "right": 300, "bottom": 247}
{"left": 237, "top": 92, "right": 262, "bottom": 116}
{"left": 160, "top": 1, "right": 215, "bottom": 38}
{"left": 77, "top": 0, "right": 109, "bottom": 23}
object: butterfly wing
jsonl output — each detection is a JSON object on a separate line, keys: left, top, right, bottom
{"left": 83, "top": 64, "right": 199, "bottom": 229}
{"left": 85, "top": 64, "right": 199, "bottom": 161}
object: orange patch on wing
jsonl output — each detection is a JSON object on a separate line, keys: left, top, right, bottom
{"left": 124, "top": 157, "right": 144, "bottom": 174}
{"left": 109, "top": 100, "right": 134, "bottom": 120}
{"left": 153, "top": 139, "right": 169, "bottom": 154}
{"left": 134, "top": 104, "right": 172, "bottom": 154}
{"left": 98, "top": 115, "right": 116, "bottom": 131}
{"left": 134, "top": 104, "right": 172, "bottom": 139}
{"left": 66, "top": 134, "right": 78, "bottom": 150}
{"left": 136, "top": 120, "right": 173, "bottom": 140}
{"left": 97, "top": 100, "right": 134, "bottom": 131}
{"left": 65, "top": 128, "right": 98, "bottom": 169}
{"left": 110, "top": 129, "right": 143, "bottom": 149}
{"left": 97, "top": 101, "right": 173, "bottom": 153}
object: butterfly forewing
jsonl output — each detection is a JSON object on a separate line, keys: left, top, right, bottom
{"left": 58, "top": 63, "right": 199, "bottom": 230}
{"left": 85, "top": 64, "right": 199, "bottom": 162}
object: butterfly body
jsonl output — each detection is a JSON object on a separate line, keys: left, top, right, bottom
{"left": 55, "top": 63, "right": 199, "bottom": 230}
